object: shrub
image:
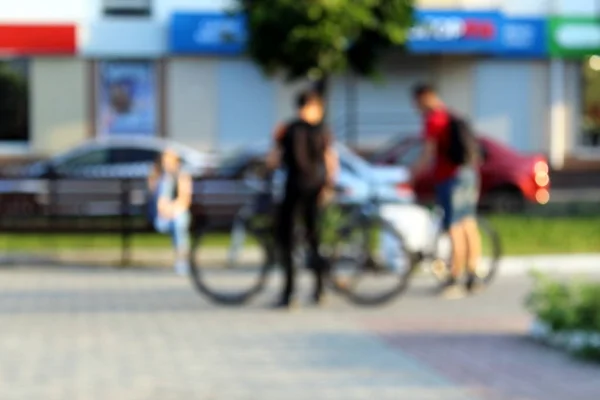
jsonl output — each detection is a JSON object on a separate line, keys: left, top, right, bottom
{"left": 526, "top": 271, "right": 600, "bottom": 361}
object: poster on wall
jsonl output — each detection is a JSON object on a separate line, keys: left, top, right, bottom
{"left": 97, "top": 61, "right": 158, "bottom": 136}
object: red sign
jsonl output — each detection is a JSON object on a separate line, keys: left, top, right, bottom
{"left": 0, "top": 24, "right": 76, "bottom": 55}
{"left": 463, "top": 19, "right": 496, "bottom": 39}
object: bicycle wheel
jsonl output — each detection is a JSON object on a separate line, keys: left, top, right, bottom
{"left": 327, "top": 212, "right": 417, "bottom": 306}
{"left": 430, "top": 216, "right": 502, "bottom": 285}
{"left": 189, "top": 213, "right": 274, "bottom": 306}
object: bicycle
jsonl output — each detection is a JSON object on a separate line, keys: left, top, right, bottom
{"left": 189, "top": 169, "right": 417, "bottom": 306}
{"left": 379, "top": 202, "right": 502, "bottom": 290}
{"left": 188, "top": 172, "right": 276, "bottom": 305}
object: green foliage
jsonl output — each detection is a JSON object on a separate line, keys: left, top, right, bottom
{"left": 527, "top": 272, "right": 600, "bottom": 360}
{"left": 526, "top": 271, "right": 582, "bottom": 332}
{"left": 583, "top": 59, "right": 600, "bottom": 112}
{"left": 320, "top": 205, "right": 346, "bottom": 245}
{"left": 235, "top": 0, "right": 414, "bottom": 80}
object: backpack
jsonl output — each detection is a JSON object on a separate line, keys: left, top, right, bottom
{"left": 447, "top": 113, "right": 478, "bottom": 166}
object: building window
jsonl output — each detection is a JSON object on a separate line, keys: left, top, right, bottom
{"left": 96, "top": 60, "right": 159, "bottom": 136}
{"left": 0, "top": 60, "right": 29, "bottom": 142}
{"left": 102, "top": 0, "right": 151, "bottom": 16}
{"left": 582, "top": 55, "right": 600, "bottom": 148}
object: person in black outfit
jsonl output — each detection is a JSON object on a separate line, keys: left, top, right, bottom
{"left": 267, "top": 90, "right": 335, "bottom": 309}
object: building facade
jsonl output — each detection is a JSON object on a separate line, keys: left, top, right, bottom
{"left": 0, "top": 0, "right": 80, "bottom": 157}
{"left": 0, "top": 0, "right": 597, "bottom": 169}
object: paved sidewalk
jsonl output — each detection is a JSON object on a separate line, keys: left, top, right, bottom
{"left": 3, "top": 251, "right": 600, "bottom": 276}
{"left": 0, "top": 266, "right": 598, "bottom": 400}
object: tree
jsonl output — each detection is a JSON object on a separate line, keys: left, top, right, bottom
{"left": 235, "top": 0, "right": 414, "bottom": 89}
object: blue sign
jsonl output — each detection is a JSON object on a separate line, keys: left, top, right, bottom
{"left": 169, "top": 12, "right": 247, "bottom": 55}
{"left": 497, "top": 18, "right": 548, "bottom": 57}
{"left": 408, "top": 10, "right": 503, "bottom": 54}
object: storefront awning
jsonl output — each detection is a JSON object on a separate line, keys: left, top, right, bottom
{"left": 0, "top": 24, "right": 76, "bottom": 56}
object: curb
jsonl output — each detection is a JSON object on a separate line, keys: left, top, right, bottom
{"left": 498, "top": 254, "right": 600, "bottom": 277}
{"left": 2, "top": 251, "right": 600, "bottom": 274}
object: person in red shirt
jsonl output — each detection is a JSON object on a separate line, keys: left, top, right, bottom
{"left": 410, "top": 83, "right": 482, "bottom": 299}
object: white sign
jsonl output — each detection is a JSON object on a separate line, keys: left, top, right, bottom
{"left": 556, "top": 24, "right": 600, "bottom": 49}
{"left": 410, "top": 17, "right": 467, "bottom": 41}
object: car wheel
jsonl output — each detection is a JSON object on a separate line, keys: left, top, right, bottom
{"left": 0, "top": 195, "right": 41, "bottom": 217}
{"left": 240, "top": 161, "right": 271, "bottom": 193}
{"left": 242, "top": 161, "right": 268, "bottom": 179}
{"left": 486, "top": 188, "right": 525, "bottom": 214}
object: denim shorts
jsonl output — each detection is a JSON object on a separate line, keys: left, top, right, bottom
{"left": 154, "top": 211, "right": 191, "bottom": 253}
{"left": 435, "top": 167, "right": 479, "bottom": 231}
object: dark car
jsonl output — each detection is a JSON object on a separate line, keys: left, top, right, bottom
{"left": 1, "top": 136, "right": 215, "bottom": 180}
{"left": 0, "top": 136, "right": 217, "bottom": 217}
{"left": 369, "top": 136, "right": 551, "bottom": 212}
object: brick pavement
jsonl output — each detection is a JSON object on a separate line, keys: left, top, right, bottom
{"left": 368, "top": 280, "right": 600, "bottom": 400}
{"left": 0, "top": 266, "right": 597, "bottom": 400}
{"left": 381, "top": 332, "right": 600, "bottom": 400}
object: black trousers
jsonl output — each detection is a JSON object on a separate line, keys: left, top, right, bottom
{"left": 276, "top": 184, "right": 325, "bottom": 302}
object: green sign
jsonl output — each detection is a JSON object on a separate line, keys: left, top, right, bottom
{"left": 549, "top": 16, "right": 600, "bottom": 58}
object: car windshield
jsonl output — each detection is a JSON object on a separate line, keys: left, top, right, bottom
{"left": 217, "top": 152, "right": 247, "bottom": 170}
{"left": 369, "top": 136, "right": 405, "bottom": 161}
{"left": 478, "top": 138, "right": 516, "bottom": 160}
{"left": 212, "top": 150, "right": 259, "bottom": 176}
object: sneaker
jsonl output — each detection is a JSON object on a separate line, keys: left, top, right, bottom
{"left": 270, "top": 297, "right": 299, "bottom": 311}
{"left": 312, "top": 292, "right": 328, "bottom": 308}
{"left": 174, "top": 259, "right": 190, "bottom": 276}
{"left": 333, "top": 277, "right": 350, "bottom": 290}
{"left": 439, "top": 278, "right": 466, "bottom": 300}
{"left": 465, "top": 274, "right": 485, "bottom": 294}
{"left": 306, "top": 252, "right": 329, "bottom": 272}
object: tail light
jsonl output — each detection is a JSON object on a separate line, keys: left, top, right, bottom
{"left": 534, "top": 160, "right": 549, "bottom": 175}
{"left": 535, "top": 189, "right": 550, "bottom": 204}
{"left": 533, "top": 160, "right": 550, "bottom": 187}
{"left": 396, "top": 182, "right": 413, "bottom": 195}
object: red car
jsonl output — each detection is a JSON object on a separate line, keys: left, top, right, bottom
{"left": 369, "top": 136, "right": 551, "bottom": 212}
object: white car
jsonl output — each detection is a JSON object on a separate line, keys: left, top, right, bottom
{"left": 253, "top": 142, "right": 414, "bottom": 205}
{"left": 332, "top": 142, "right": 414, "bottom": 205}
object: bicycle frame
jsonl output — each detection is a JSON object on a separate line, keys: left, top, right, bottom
{"left": 226, "top": 172, "right": 276, "bottom": 265}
